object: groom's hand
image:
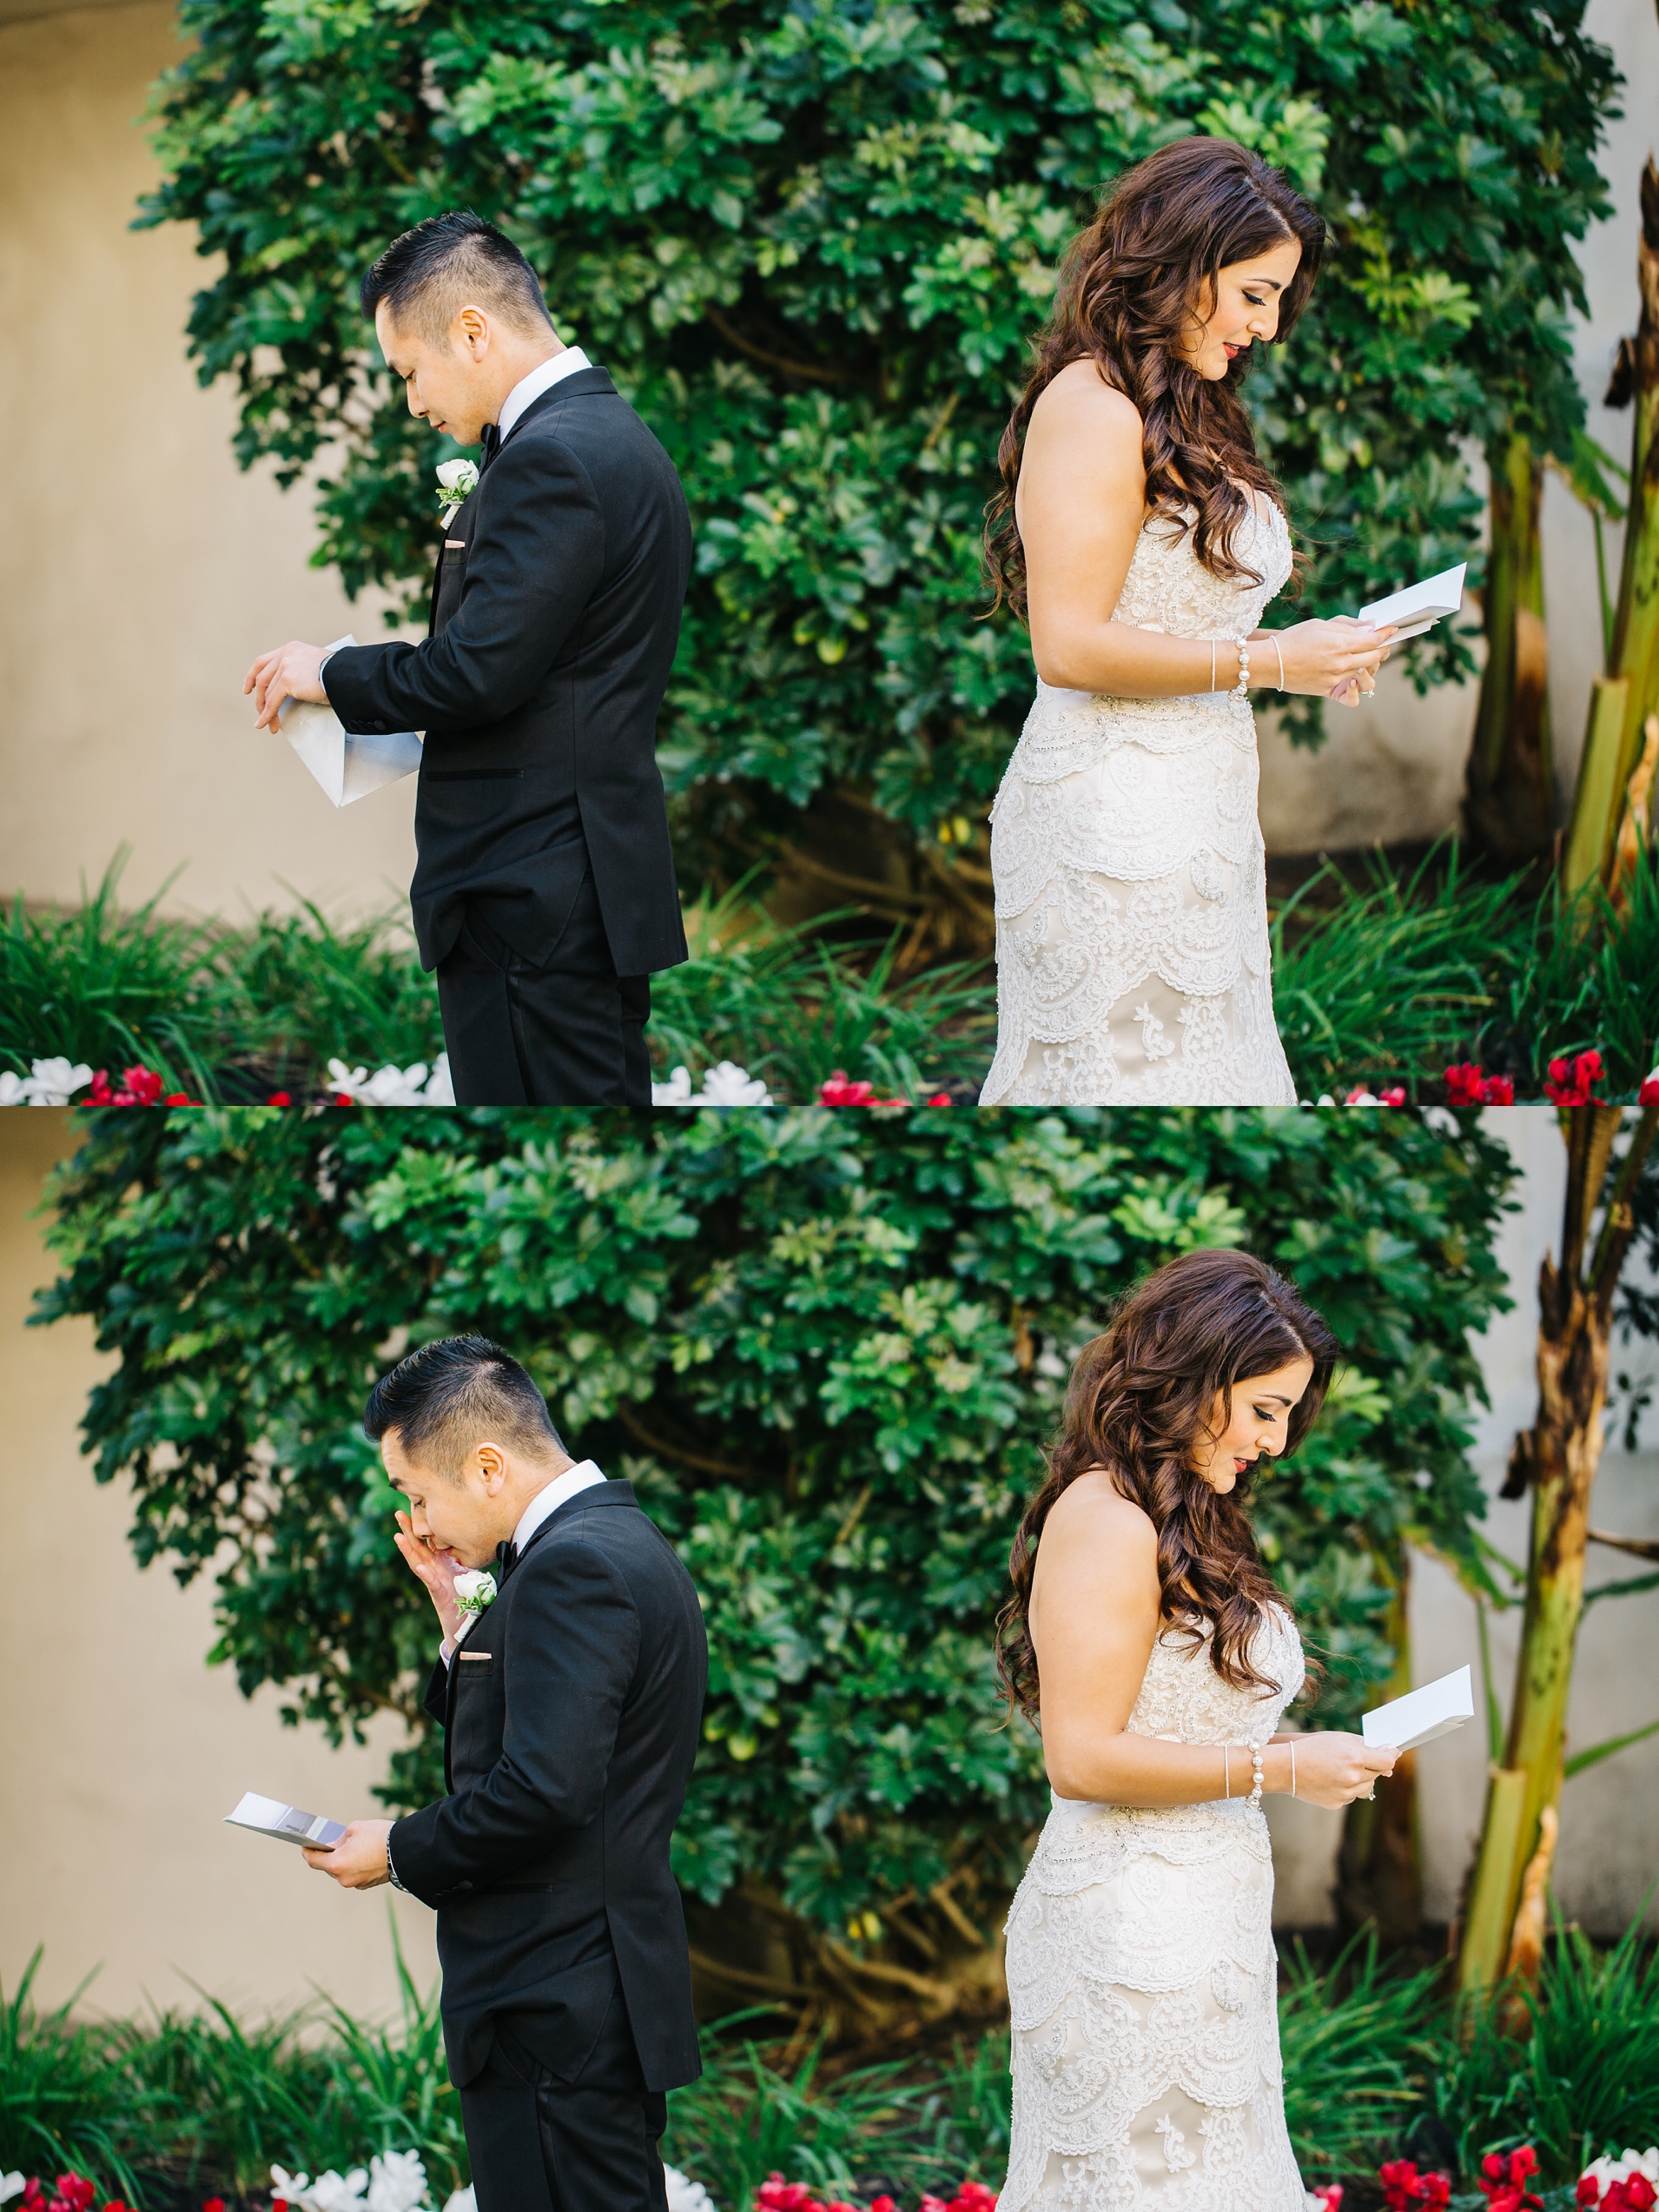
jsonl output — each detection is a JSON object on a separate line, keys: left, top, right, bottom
{"left": 393, "top": 1508, "right": 465, "bottom": 1646}
{"left": 246, "top": 640, "right": 330, "bottom": 732}
{"left": 302, "top": 1818, "right": 393, "bottom": 1889}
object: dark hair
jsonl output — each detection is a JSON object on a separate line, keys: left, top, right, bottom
{"left": 364, "top": 1334, "right": 564, "bottom": 1477}
{"left": 361, "top": 210, "right": 552, "bottom": 343}
{"left": 984, "top": 136, "right": 1325, "bottom": 623}
{"left": 995, "top": 1248, "right": 1338, "bottom": 1725}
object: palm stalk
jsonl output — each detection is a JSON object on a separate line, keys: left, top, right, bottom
{"left": 1563, "top": 157, "right": 1659, "bottom": 891}
{"left": 1465, "top": 432, "right": 1555, "bottom": 863}
{"left": 1457, "top": 1103, "right": 1659, "bottom": 1994}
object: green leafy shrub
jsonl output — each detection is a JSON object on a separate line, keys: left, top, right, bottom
{"left": 34, "top": 1107, "right": 1511, "bottom": 1997}
{"left": 135, "top": 0, "right": 1618, "bottom": 904}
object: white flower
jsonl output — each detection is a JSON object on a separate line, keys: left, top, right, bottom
{"left": 327, "top": 1056, "right": 453, "bottom": 1107}
{"left": 2, "top": 2175, "right": 27, "bottom": 2206}
{"left": 1420, "top": 1105, "right": 1460, "bottom": 1136}
{"left": 651, "top": 1060, "right": 772, "bottom": 1107}
{"left": 441, "top": 2193, "right": 476, "bottom": 2212}
{"left": 453, "top": 1568, "right": 497, "bottom": 1617}
{"left": 269, "top": 2156, "right": 433, "bottom": 2212}
{"left": 0, "top": 1056, "right": 94, "bottom": 1106}
{"left": 1581, "top": 2152, "right": 1659, "bottom": 2202}
{"left": 436, "top": 457, "right": 479, "bottom": 524}
{"left": 269, "top": 2166, "right": 369, "bottom": 2211}
{"left": 366, "top": 2149, "right": 431, "bottom": 2212}
{"left": 665, "top": 2166, "right": 719, "bottom": 2212}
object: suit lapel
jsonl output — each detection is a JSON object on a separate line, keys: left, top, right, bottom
{"left": 427, "top": 480, "right": 480, "bottom": 639}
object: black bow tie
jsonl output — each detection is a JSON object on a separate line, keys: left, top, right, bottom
{"left": 479, "top": 422, "right": 501, "bottom": 474}
{"left": 494, "top": 1537, "right": 519, "bottom": 1582}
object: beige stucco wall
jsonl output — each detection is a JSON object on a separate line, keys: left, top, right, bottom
{"left": 0, "top": 0, "right": 420, "bottom": 930}
{"left": 1, "top": 2, "right": 1656, "bottom": 926}
{"left": 0, "top": 1110, "right": 439, "bottom": 2023}
{"left": 3, "top": 1106, "right": 1656, "bottom": 2023}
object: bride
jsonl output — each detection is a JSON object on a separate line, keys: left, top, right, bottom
{"left": 996, "top": 1248, "right": 1398, "bottom": 2212}
{"left": 979, "top": 138, "right": 1395, "bottom": 1106}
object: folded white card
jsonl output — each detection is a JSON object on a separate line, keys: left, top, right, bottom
{"left": 224, "top": 1790, "right": 347, "bottom": 1849}
{"left": 1356, "top": 562, "right": 1468, "bottom": 641}
{"left": 277, "top": 635, "right": 422, "bottom": 807}
{"left": 1362, "top": 1664, "right": 1474, "bottom": 1752}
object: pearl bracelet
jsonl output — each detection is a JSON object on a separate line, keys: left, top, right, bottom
{"left": 1232, "top": 637, "right": 1251, "bottom": 702}
{"left": 1247, "top": 1742, "right": 1265, "bottom": 1809}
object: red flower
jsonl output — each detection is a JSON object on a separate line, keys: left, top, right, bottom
{"left": 1378, "top": 1086, "right": 1407, "bottom": 1106}
{"left": 1382, "top": 2162, "right": 1452, "bottom": 2212}
{"left": 1312, "top": 2190, "right": 1344, "bottom": 2212}
{"left": 267, "top": 1092, "right": 293, "bottom": 1107}
{"left": 923, "top": 1094, "right": 953, "bottom": 1108}
{"left": 1640, "top": 1067, "right": 1659, "bottom": 1108}
{"left": 1477, "top": 2148, "right": 1543, "bottom": 2212}
{"left": 1544, "top": 1050, "right": 1607, "bottom": 1108}
{"left": 86, "top": 1063, "right": 193, "bottom": 1108}
{"left": 1577, "top": 2182, "right": 1602, "bottom": 2209}
{"left": 1444, "top": 1064, "right": 1515, "bottom": 1106}
{"left": 818, "top": 1071, "right": 876, "bottom": 1108}
{"left": 202, "top": 2201, "right": 226, "bottom": 2211}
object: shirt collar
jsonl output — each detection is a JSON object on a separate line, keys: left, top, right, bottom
{"left": 512, "top": 1458, "right": 606, "bottom": 1553}
{"left": 496, "top": 346, "right": 593, "bottom": 447}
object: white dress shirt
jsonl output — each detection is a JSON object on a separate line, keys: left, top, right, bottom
{"left": 496, "top": 345, "right": 592, "bottom": 447}
{"left": 440, "top": 1457, "right": 607, "bottom": 1666}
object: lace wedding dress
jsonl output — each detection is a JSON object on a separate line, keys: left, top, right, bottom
{"left": 981, "top": 501, "right": 1298, "bottom": 1106}
{"left": 1001, "top": 1609, "right": 1307, "bottom": 2212}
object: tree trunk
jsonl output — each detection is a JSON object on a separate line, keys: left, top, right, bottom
{"left": 1564, "top": 156, "right": 1659, "bottom": 891}
{"left": 1465, "top": 432, "right": 1556, "bottom": 864}
{"left": 1335, "top": 1566, "right": 1423, "bottom": 1943}
{"left": 1456, "top": 1105, "right": 1658, "bottom": 1995}
{"left": 684, "top": 1867, "right": 1014, "bottom": 2052}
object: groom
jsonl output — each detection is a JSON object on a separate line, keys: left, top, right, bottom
{"left": 245, "top": 211, "right": 691, "bottom": 1106}
{"left": 303, "top": 1334, "right": 707, "bottom": 2212}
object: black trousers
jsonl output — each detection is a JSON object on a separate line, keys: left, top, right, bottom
{"left": 435, "top": 868, "right": 651, "bottom": 1107}
{"left": 460, "top": 1982, "right": 669, "bottom": 2212}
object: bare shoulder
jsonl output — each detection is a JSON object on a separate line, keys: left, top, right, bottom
{"left": 1028, "top": 360, "right": 1145, "bottom": 449}
{"left": 1041, "top": 1470, "right": 1158, "bottom": 1562}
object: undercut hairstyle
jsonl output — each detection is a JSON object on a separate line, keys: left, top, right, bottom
{"left": 995, "top": 1248, "right": 1339, "bottom": 1725}
{"left": 985, "top": 136, "right": 1326, "bottom": 621}
{"left": 360, "top": 210, "right": 553, "bottom": 345}
{"left": 364, "top": 1334, "right": 565, "bottom": 1478}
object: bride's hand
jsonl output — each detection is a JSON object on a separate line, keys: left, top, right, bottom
{"left": 1284, "top": 1732, "right": 1398, "bottom": 1810}
{"left": 1261, "top": 618, "right": 1395, "bottom": 705}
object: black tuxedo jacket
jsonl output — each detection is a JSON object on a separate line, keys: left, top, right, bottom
{"left": 389, "top": 1480, "right": 707, "bottom": 2093}
{"left": 322, "top": 368, "right": 692, "bottom": 978}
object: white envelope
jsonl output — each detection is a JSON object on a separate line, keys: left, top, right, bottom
{"left": 1362, "top": 1664, "right": 1475, "bottom": 1752}
{"left": 276, "top": 634, "right": 422, "bottom": 806}
{"left": 1356, "top": 562, "right": 1468, "bottom": 642}
{"left": 223, "top": 1789, "right": 347, "bottom": 1848}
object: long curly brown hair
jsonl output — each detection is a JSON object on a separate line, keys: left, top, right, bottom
{"left": 995, "top": 1248, "right": 1339, "bottom": 1726}
{"left": 984, "top": 136, "right": 1326, "bottom": 624}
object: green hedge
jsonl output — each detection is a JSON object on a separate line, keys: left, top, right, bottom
{"left": 35, "top": 1107, "right": 1511, "bottom": 1938}
{"left": 135, "top": 0, "right": 1617, "bottom": 882}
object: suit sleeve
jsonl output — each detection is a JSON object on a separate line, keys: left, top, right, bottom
{"left": 388, "top": 1543, "right": 640, "bottom": 1904}
{"left": 321, "top": 434, "right": 607, "bottom": 738}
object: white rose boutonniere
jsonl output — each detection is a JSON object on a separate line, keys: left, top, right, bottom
{"left": 451, "top": 1566, "right": 497, "bottom": 1643}
{"left": 436, "top": 458, "right": 479, "bottom": 527}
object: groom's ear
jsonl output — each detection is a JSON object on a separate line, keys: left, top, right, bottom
{"left": 473, "top": 1440, "right": 509, "bottom": 1493}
